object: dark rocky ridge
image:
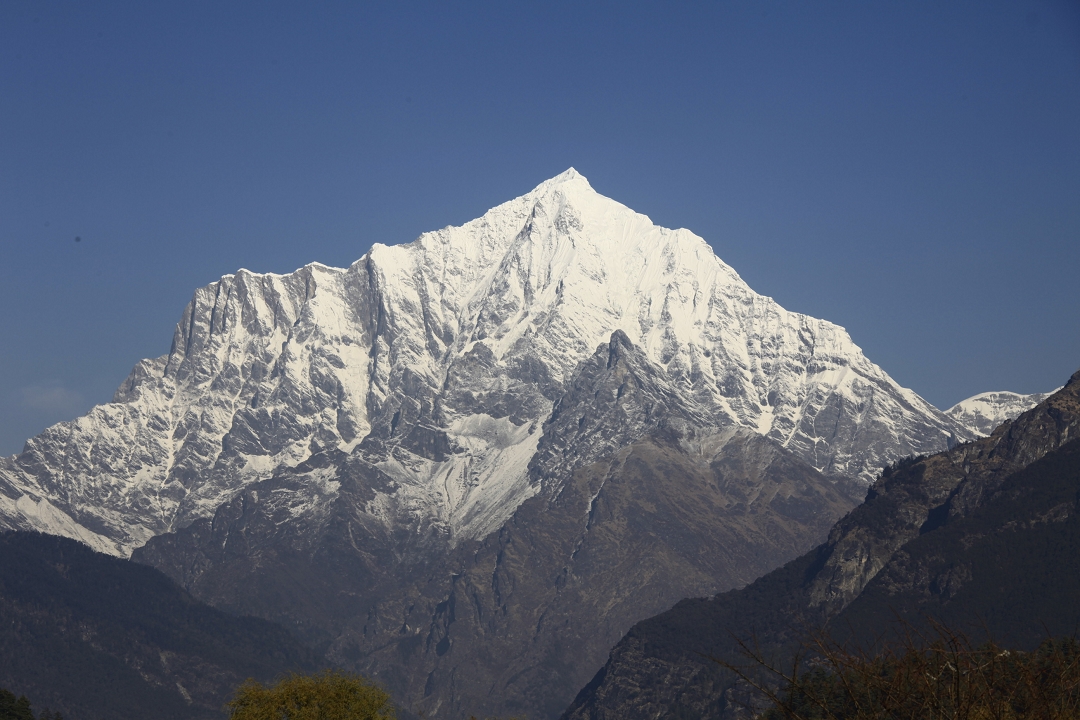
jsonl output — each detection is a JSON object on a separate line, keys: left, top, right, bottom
{"left": 838, "top": 434, "right": 1080, "bottom": 646}
{"left": 135, "top": 332, "right": 863, "bottom": 719}
{"left": 0, "top": 531, "right": 318, "bottom": 720}
{"left": 562, "top": 368, "right": 1080, "bottom": 720}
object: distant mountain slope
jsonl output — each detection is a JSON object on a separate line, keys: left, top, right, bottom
{"left": 563, "top": 368, "right": 1080, "bottom": 720}
{"left": 0, "top": 170, "right": 971, "bottom": 557}
{"left": 945, "top": 389, "right": 1056, "bottom": 436}
{"left": 0, "top": 532, "right": 317, "bottom": 720}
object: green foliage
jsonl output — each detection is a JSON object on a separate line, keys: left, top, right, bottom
{"left": 877, "top": 454, "right": 926, "bottom": 482}
{"left": 0, "top": 689, "right": 33, "bottom": 720}
{"left": 226, "top": 670, "right": 396, "bottom": 720}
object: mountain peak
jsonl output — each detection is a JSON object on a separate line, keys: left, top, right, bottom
{"left": 531, "top": 167, "right": 594, "bottom": 196}
{"left": 0, "top": 169, "right": 978, "bottom": 557}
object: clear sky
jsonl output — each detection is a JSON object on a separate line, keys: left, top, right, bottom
{"left": 1, "top": 1, "right": 1078, "bottom": 455}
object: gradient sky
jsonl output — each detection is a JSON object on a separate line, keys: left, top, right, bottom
{"left": 2, "top": 1, "right": 1079, "bottom": 455}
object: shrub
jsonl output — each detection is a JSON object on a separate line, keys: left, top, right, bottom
{"left": 226, "top": 669, "right": 396, "bottom": 720}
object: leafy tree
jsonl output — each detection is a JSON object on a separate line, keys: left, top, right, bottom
{"left": 226, "top": 670, "right": 395, "bottom": 720}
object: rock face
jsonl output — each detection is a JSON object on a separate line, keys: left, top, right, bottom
{"left": 837, "top": 430, "right": 1080, "bottom": 649}
{"left": 563, "top": 369, "right": 1080, "bottom": 720}
{"left": 0, "top": 169, "right": 970, "bottom": 558}
{"left": 945, "top": 389, "right": 1056, "bottom": 436}
{"left": 133, "top": 331, "right": 864, "bottom": 719}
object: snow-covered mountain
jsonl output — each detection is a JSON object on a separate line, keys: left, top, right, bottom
{"left": 946, "top": 389, "right": 1057, "bottom": 437}
{"left": 0, "top": 169, "right": 974, "bottom": 558}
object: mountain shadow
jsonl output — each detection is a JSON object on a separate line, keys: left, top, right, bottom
{"left": 0, "top": 531, "right": 318, "bottom": 720}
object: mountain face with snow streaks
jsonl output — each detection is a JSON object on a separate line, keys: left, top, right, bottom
{"left": 134, "top": 331, "right": 865, "bottom": 719}
{"left": 0, "top": 170, "right": 973, "bottom": 558}
{"left": 946, "top": 389, "right": 1057, "bottom": 437}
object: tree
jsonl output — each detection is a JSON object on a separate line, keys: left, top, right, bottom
{"left": 715, "top": 620, "right": 1080, "bottom": 719}
{"left": 226, "top": 670, "right": 396, "bottom": 720}
{"left": 0, "top": 689, "right": 34, "bottom": 720}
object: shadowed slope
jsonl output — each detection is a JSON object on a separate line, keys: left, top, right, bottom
{"left": 0, "top": 532, "right": 318, "bottom": 720}
{"left": 564, "top": 369, "right": 1080, "bottom": 720}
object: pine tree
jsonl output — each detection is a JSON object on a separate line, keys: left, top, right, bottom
{"left": 0, "top": 688, "right": 35, "bottom": 720}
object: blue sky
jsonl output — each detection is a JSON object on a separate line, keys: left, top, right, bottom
{"left": 1, "top": 1, "right": 1078, "bottom": 455}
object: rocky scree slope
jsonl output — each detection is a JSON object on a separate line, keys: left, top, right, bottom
{"left": 0, "top": 169, "right": 972, "bottom": 558}
{"left": 562, "top": 368, "right": 1080, "bottom": 720}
